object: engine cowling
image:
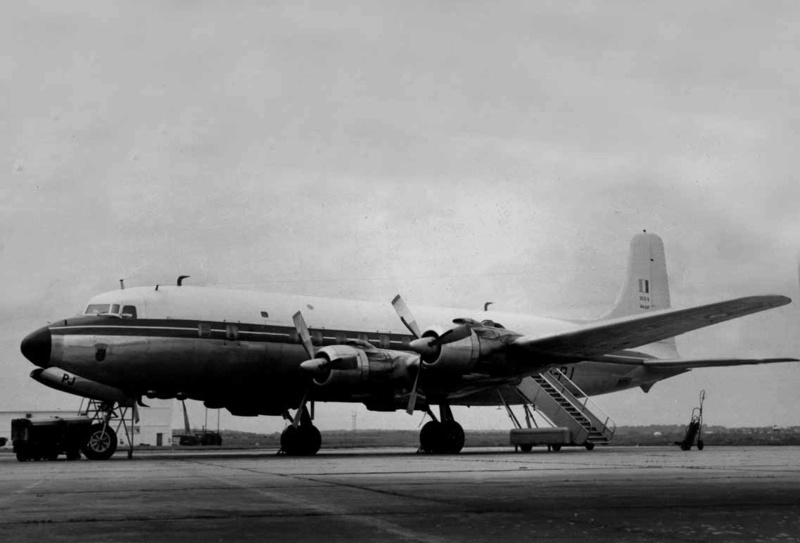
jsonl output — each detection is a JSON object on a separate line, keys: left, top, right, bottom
{"left": 419, "top": 325, "right": 518, "bottom": 374}
{"left": 309, "top": 344, "right": 416, "bottom": 389}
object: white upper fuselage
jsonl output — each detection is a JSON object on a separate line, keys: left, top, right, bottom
{"left": 83, "top": 285, "right": 578, "bottom": 339}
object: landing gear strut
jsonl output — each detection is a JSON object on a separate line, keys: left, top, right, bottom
{"left": 419, "top": 403, "right": 465, "bottom": 454}
{"left": 280, "top": 401, "right": 321, "bottom": 456}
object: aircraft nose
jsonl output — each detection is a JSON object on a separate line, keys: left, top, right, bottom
{"left": 21, "top": 326, "right": 52, "bottom": 368}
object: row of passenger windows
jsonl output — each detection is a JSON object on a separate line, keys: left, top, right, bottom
{"left": 85, "top": 304, "right": 138, "bottom": 319}
{"left": 196, "top": 322, "right": 405, "bottom": 347}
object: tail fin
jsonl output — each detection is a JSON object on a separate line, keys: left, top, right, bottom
{"left": 601, "top": 232, "right": 678, "bottom": 355}
{"left": 602, "top": 232, "right": 671, "bottom": 319}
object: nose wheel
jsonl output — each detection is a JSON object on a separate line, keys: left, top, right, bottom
{"left": 82, "top": 423, "right": 118, "bottom": 460}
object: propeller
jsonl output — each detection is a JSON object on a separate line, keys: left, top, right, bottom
{"left": 391, "top": 295, "right": 430, "bottom": 414}
{"left": 292, "top": 311, "right": 331, "bottom": 374}
{"left": 428, "top": 318, "right": 480, "bottom": 347}
{"left": 293, "top": 311, "right": 358, "bottom": 375}
{"left": 391, "top": 295, "right": 421, "bottom": 338}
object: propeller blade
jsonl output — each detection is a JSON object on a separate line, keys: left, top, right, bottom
{"left": 406, "top": 364, "right": 422, "bottom": 415}
{"left": 292, "top": 311, "right": 315, "bottom": 359}
{"left": 392, "top": 295, "right": 421, "bottom": 339}
{"left": 430, "top": 324, "right": 472, "bottom": 346}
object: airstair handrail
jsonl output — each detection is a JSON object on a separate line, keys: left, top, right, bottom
{"left": 542, "top": 370, "right": 616, "bottom": 437}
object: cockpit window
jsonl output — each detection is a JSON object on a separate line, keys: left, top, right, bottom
{"left": 85, "top": 303, "right": 137, "bottom": 318}
{"left": 85, "top": 304, "right": 111, "bottom": 315}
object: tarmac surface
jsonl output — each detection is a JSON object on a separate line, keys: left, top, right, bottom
{"left": 1, "top": 446, "right": 799, "bottom": 542}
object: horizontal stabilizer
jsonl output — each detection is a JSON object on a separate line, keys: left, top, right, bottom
{"left": 511, "top": 295, "right": 792, "bottom": 361}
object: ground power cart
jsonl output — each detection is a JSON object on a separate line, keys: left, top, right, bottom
{"left": 12, "top": 416, "right": 94, "bottom": 461}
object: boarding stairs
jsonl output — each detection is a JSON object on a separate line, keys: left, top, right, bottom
{"left": 513, "top": 370, "right": 616, "bottom": 447}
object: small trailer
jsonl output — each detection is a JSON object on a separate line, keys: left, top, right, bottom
{"left": 12, "top": 416, "right": 94, "bottom": 462}
{"left": 510, "top": 427, "right": 573, "bottom": 452}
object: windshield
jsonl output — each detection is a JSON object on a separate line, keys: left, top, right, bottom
{"left": 85, "top": 303, "right": 123, "bottom": 316}
{"left": 85, "top": 304, "right": 111, "bottom": 315}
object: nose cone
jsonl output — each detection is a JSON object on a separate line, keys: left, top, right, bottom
{"left": 21, "top": 326, "right": 52, "bottom": 368}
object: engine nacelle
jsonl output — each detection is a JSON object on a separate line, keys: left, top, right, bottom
{"left": 421, "top": 326, "right": 517, "bottom": 374}
{"left": 310, "top": 344, "right": 416, "bottom": 389}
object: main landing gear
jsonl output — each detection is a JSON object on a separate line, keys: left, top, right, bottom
{"left": 419, "top": 403, "right": 465, "bottom": 454}
{"left": 279, "top": 402, "right": 321, "bottom": 456}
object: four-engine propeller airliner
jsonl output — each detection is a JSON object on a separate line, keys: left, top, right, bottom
{"left": 19, "top": 232, "right": 796, "bottom": 457}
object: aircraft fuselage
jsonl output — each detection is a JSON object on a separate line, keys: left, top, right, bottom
{"left": 21, "top": 285, "right": 678, "bottom": 416}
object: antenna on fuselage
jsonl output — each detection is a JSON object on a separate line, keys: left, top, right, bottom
{"left": 177, "top": 275, "right": 190, "bottom": 286}
{"left": 119, "top": 279, "right": 125, "bottom": 290}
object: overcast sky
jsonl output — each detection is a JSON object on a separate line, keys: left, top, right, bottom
{"left": 2, "top": 1, "right": 799, "bottom": 433}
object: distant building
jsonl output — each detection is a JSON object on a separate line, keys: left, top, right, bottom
{"left": 0, "top": 399, "right": 173, "bottom": 449}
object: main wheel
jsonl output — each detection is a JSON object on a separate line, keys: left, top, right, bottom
{"left": 82, "top": 424, "right": 118, "bottom": 460}
{"left": 280, "top": 425, "right": 302, "bottom": 456}
{"left": 419, "top": 421, "right": 443, "bottom": 454}
{"left": 15, "top": 450, "right": 29, "bottom": 462}
{"left": 551, "top": 445, "right": 562, "bottom": 452}
{"left": 440, "top": 421, "right": 465, "bottom": 454}
{"left": 520, "top": 444, "right": 533, "bottom": 453}
{"left": 697, "top": 440, "right": 704, "bottom": 451}
{"left": 281, "top": 425, "right": 321, "bottom": 456}
{"left": 299, "top": 425, "right": 321, "bottom": 456}
{"left": 585, "top": 442, "right": 595, "bottom": 451}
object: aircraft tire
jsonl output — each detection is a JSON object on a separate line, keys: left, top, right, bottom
{"left": 280, "top": 425, "right": 301, "bottom": 456}
{"left": 419, "top": 421, "right": 443, "bottom": 454}
{"left": 585, "top": 443, "right": 595, "bottom": 451}
{"left": 551, "top": 445, "right": 562, "bottom": 452}
{"left": 82, "top": 424, "right": 118, "bottom": 460}
{"left": 300, "top": 425, "right": 321, "bottom": 456}
{"left": 281, "top": 425, "right": 321, "bottom": 456}
{"left": 441, "top": 421, "right": 465, "bottom": 454}
{"left": 15, "top": 450, "right": 29, "bottom": 462}
{"left": 697, "top": 440, "right": 704, "bottom": 451}
{"left": 520, "top": 444, "right": 533, "bottom": 453}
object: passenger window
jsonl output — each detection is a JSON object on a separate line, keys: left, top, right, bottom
{"left": 198, "top": 323, "right": 212, "bottom": 338}
{"left": 121, "top": 306, "right": 138, "bottom": 319}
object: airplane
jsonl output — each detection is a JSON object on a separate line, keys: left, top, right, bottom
{"left": 19, "top": 232, "right": 797, "bottom": 458}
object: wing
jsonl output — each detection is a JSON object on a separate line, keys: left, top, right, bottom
{"left": 595, "top": 355, "right": 798, "bottom": 369}
{"left": 510, "top": 295, "right": 792, "bottom": 362}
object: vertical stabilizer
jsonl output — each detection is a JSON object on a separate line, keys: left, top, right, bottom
{"left": 601, "top": 232, "right": 672, "bottom": 318}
